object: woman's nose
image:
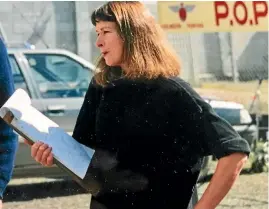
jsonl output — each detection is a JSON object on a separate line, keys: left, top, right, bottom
{"left": 95, "top": 36, "right": 104, "bottom": 48}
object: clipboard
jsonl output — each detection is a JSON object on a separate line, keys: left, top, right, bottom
{"left": 0, "top": 89, "right": 101, "bottom": 194}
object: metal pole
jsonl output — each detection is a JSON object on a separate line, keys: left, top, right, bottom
{"left": 188, "top": 33, "right": 199, "bottom": 87}
{"left": 252, "top": 78, "right": 263, "bottom": 150}
{"left": 255, "top": 87, "right": 261, "bottom": 142}
{"left": 229, "top": 33, "right": 239, "bottom": 82}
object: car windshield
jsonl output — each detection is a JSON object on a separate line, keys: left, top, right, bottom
{"left": 24, "top": 53, "right": 91, "bottom": 98}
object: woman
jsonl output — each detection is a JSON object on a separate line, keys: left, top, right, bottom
{"left": 25, "top": 2, "right": 250, "bottom": 209}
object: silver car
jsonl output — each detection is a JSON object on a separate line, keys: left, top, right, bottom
{"left": 8, "top": 48, "right": 94, "bottom": 178}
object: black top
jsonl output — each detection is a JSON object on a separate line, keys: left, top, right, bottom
{"left": 72, "top": 76, "right": 250, "bottom": 209}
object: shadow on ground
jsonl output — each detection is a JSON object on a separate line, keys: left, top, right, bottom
{"left": 4, "top": 180, "right": 88, "bottom": 202}
{"left": 3, "top": 168, "right": 255, "bottom": 202}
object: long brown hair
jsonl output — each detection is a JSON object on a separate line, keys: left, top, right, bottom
{"left": 91, "top": 1, "right": 181, "bottom": 86}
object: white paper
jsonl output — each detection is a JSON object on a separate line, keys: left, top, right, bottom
{"left": 0, "top": 89, "right": 94, "bottom": 179}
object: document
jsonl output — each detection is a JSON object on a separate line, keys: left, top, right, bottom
{"left": 0, "top": 88, "right": 95, "bottom": 181}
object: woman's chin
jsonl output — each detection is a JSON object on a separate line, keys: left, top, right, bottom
{"left": 104, "top": 60, "right": 112, "bottom": 66}
{"left": 105, "top": 61, "right": 116, "bottom": 67}
{"left": 104, "top": 59, "right": 121, "bottom": 67}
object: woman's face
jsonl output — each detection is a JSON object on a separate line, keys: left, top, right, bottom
{"left": 95, "top": 21, "right": 124, "bottom": 67}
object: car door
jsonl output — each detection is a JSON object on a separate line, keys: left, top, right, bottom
{"left": 23, "top": 52, "right": 94, "bottom": 134}
{"left": 8, "top": 52, "right": 48, "bottom": 167}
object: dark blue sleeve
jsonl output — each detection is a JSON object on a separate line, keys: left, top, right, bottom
{"left": 0, "top": 38, "right": 18, "bottom": 199}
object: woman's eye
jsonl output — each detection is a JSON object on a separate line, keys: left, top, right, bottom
{"left": 103, "top": 31, "right": 109, "bottom": 34}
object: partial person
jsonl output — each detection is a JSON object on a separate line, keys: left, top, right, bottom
{"left": 0, "top": 37, "right": 18, "bottom": 208}
{"left": 25, "top": 2, "right": 250, "bottom": 209}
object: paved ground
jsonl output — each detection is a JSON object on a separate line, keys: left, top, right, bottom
{"left": 3, "top": 169, "right": 268, "bottom": 209}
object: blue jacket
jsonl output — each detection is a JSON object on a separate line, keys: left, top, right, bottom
{"left": 0, "top": 38, "right": 18, "bottom": 199}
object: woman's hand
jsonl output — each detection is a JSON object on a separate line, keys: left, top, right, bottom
{"left": 24, "top": 139, "right": 54, "bottom": 167}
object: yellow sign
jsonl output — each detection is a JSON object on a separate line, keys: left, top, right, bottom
{"left": 157, "top": 1, "right": 268, "bottom": 32}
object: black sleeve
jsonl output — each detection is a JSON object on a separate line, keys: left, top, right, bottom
{"left": 198, "top": 99, "right": 251, "bottom": 159}
{"left": 171, "top": 79, "right": 251, "bottom": 160}
{"left": 72, "top": 77, "right": 101, "bottom": 149}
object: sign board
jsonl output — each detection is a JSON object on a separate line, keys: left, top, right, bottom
{"left": 157, "top": 1, "right": 268, "bottom": 32}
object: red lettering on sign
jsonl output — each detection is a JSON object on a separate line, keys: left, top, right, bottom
{"left": 161, "top": 24, "right": 181, "bottom": 29}
{"left": 215, "top": 1, "right": 229, "bottom": 25}
{"left": 187, "top": 23, "right": 204, "bottom": 28}
{"left": 253, "top": 1, "right": 268, "bottom": 25}
{"left": 234, "top": 1, "right": 248, "bottom": 25}
{"left": 214, "top": 1, "right": 268, "bottom": 27}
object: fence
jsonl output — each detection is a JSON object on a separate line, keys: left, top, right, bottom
{"left": 166, "top": 31, "right": 268, "bottom": 84}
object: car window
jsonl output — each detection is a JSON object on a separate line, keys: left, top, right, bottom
{"left": 213, "top": 108, "right": 241, "bottom": 125}
{"left": 24, "top": 53, "right": 93, "bottom": 98}
{"left": 8, "top": 55, "right": 30, "bottom": 96}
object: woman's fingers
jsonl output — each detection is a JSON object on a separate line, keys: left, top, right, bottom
{"left": 35, "top": 143, "right": 49, "bottom": 162}
{"left": 47, "top": 152, "right": 54, "bottom": 166}
{"left": 41, "top": 147, "right": 52, "bottom": 166}
{"left": 29, "top": 141, "right": 54, "bottom": 166}
{"left": 31, "top": 141, "right": 44, "bottom": 159}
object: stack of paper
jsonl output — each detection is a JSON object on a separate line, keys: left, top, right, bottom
{"left": 0, "top": 89, "right": 95, "bottom": 186}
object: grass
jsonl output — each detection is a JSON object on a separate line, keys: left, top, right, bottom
{"left": 195, "top": 80, "right": 268, "bottom": 114}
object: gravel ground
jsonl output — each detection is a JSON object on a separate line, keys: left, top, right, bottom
{"left": 3, "top": 168, "right": 268, "bottom": 209}
{"left": 198, "top": 173, "right": 268, "bottom": 209}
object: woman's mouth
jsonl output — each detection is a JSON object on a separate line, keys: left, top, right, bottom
{"left": 102, "top": 52, "right": 108, "bottom": 57}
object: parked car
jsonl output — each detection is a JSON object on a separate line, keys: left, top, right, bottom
{"left": 6, "top": 48, "right": 255, "bottom": 180}
{"left": 198, "top": 96, "right": 256, "bottom": 180}
{"left": 203, "top": 96, "right": 256, "bottom": 147}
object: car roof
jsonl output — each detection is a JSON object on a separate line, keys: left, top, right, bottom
{"left": 201, "top": 96, "right": 221, "bottom": 101}
{"left": 8, "top": 48, "right": 73, "bottom": 54}
{"left": 7, "top": 48, "right": 96, "bottom": 72}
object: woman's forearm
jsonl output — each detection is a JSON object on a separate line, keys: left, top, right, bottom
{"left": 195, "top": 153, "right": 248, "bottom": 209}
